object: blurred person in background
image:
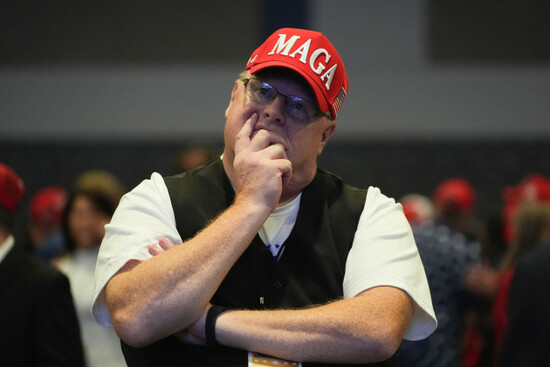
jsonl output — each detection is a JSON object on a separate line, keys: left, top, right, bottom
{"left": 460, "top": 212, "right": 507, "bottom": 367}
{"left": 496, "top": 238, "right": 550, "bottom": 367}
{"left": 397, "top": 193, "right": 480, "bottom": 367}
{"left": 500, "top": 173, "right": 550, "bottom": 244}
{"left": 475, "top": 214, "right": 507, "bottom": 270}
{"left": 176, "top": 145, "right": 218, "bottom": 173}
{"left": 400, "top": 193, "right": 435, "bottom": 227}
{"left": 432, "top": 178, "right": 480, "bottom": 242}
{"left": 28, "top": 186, "right": 68, "bottom": 261}
{"left": 464, "top": 175, "right": 550, "bottom": 366}
{"left": 75, "top": 169, "right": 126, "bottom": 208}
{"left": 490, "top": 203, "right": 550, "bottom": 359}
{"left": 0, "top": 162, "right": 85, "bottom": 367}
{"left": 54, "top": 169, "right": 126, "bottom": 367}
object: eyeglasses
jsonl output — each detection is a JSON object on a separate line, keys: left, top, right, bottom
{"left": 242, "top": 78, "right": 333, "bottom": 122}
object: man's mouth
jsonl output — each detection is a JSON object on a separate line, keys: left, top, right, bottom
{"left": 251, "top": 128, "right": 290, "bottom": 151}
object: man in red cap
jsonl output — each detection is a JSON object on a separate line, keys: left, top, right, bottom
{"left": 432, "top": 178, "right": 478, "bottom": 240}
{"left": 501, "top": 173, "right": 550, "bottom": 243}
{"left": 0, "top": 163, "right": 85, "bottom": 366}
{"left": 92, "top": 29, "right": 436, "bottom": 366}
{"left": 28, "top": 186, "right": 68, "bottom": 261}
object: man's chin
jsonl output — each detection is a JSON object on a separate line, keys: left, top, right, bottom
{"left": 280, "top": 169, "right": 315, "bottom": 204}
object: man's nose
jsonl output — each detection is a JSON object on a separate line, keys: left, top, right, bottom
{"left": 261, "top": 95, "right": 286, "bottom": 125}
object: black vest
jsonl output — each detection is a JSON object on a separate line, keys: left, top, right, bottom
{"left": 121, "top": 158, "right": 396, "bottom": 367}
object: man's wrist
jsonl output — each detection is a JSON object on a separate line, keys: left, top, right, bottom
{"left": 205, "top": 305, "right": 229, "bottom": 347}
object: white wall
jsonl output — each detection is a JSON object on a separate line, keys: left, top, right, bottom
{"left": 1, "top": 0, "right": 549, "bottom": 141}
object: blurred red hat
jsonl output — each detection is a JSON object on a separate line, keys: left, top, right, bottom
{"left": 30, "top": 187, "right": 68, "bottom": 226}
{"left": 0, "top": 163, "right": 26, "bottom": 214}
{"left": 503, "top": 174, "right": 550, "bottom": 205}
{"left": 433, "top": 178, "right": 475, "bottom": 214}
{"left": 400, "top": 194, "right": 434, "bottom": 225}
{"left": 502, "top": 173, "right": 550, "bottom": 242}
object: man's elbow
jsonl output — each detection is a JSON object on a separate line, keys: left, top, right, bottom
{"left": 105, "top": 262, "right": 160, "bottom": 347}
{"left": 370, "top": 331, "right": 402, "bottom": 361}
{"left": 111, "top": 307, "right": 157, "bottom": 348}
{"left": 109, "top": 300, "right": 201, "bottom": 348}
{"left": 354, "top": 324, "right": 404, "bottom": 363}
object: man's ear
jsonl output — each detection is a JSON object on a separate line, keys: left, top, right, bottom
{"left": 317, "top": 122, "right": 337, "bottom": 156}
{"left": 225, "top": 81, "right": 240, "bottom": 119}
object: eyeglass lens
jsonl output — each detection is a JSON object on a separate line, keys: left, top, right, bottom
{"left": 245, "top": 78, "right": 320, "bottom": 122}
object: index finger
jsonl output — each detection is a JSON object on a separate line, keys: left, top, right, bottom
{"left": 234, "top": 113, "right": 258, "bottom": 154}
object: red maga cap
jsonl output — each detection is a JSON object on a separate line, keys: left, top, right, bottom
{"left": 0, "top": 163, "right": 25, "bottom": 214}
{"left": 30, "top": 187, "right": 68, "bottom": 225}
{"left": 245, "top": 28, "right": 348, "bottom": 119}
{"left": 433, "top": 178, "right": 475, "bottom": 214}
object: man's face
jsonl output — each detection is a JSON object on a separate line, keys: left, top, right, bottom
{"left": 223, "top": 69, "right": 337, "bottom": 196}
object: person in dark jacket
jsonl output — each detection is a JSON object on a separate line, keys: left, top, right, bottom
{"left": 0, "top": 162, "right": 85, "bottom": 367}
{"left": 496, "top": 240, "right": 550, "bottom": 367}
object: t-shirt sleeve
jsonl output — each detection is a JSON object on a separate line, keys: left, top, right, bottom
{"left": 92, "top": 172, "right": 181, "bottom": 326}
{"left": 343, "top": 187, "right": 437, "bottom": 341}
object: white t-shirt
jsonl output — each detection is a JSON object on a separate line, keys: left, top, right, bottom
{"left": 92, "top": 172, "right": 437, "bottom": 341}
{"left": 258, "top": 193, "right": 301, "bottom": 260}
{"left": 57, "top": 248, "right": 126, "bottom": 367}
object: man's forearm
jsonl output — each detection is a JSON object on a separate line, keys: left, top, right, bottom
{"left": 106, "top": 200, "right": 271, "bottom": 347}
{"left": 215, "top": 286, "right": 413, "bottom": 364}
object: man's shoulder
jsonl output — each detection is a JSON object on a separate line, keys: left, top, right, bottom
{"left": 163, "top": 157, "right": 232, "bottom": 226}
{"left": 312, "top": 169, "right": 367, "bottom": 219}
{"left": 315, "top": 168, "right": 367, "bottom": 198}
{"left": 164, "top": 157, "right": 227, "bottom": 197}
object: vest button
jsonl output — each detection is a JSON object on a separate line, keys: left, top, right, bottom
{"left": 272, "top": 280, "right": 283, "bottom": 289}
